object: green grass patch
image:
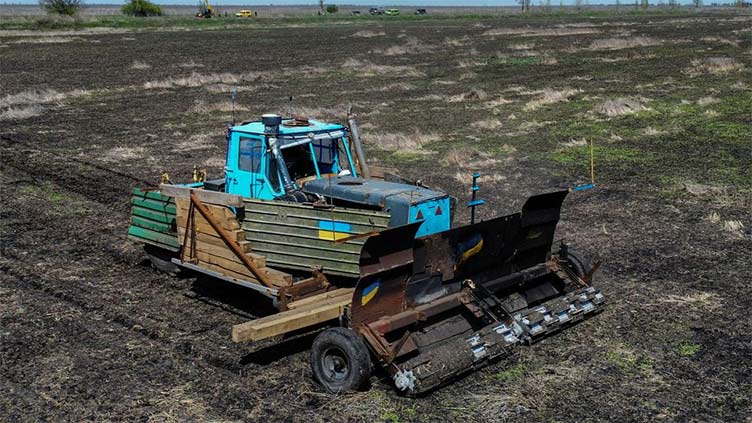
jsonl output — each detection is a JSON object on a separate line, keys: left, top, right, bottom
{"left": 550, "top": 120, "right": 616, "bottom": 141}
{"left": 606, "top": 350, "right": 654, "bottom": 373}
{"left": 553, "top": 145, "right": 645, "bottom": 165}
{"left": 19, "top": 183, "right": 67, "bottom": 203}
{"left": 390, "top": 150, "right": 431, "bottom": 163}
{"left": 381, "top": 411, "right": 401, "bottom": 423}
{"left": 494, "top": 362, "right": 526, "bottom": 381}
{"left": 676, "top": 342, "right": 702, "bottom": 357}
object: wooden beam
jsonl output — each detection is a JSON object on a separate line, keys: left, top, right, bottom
{"left": 178, "top": 226, "right": 247, "bottom": 243}
{"left": 183, "top": 232, "right": 252, "bottom": 253}
{"left": 190, "top": 191, "right": 275, "bottom": 288}
{"left": 196, "top": 250, "right": 266, "bottom": 270}
{"left": 185, "top": 240, "right": 260, "bottom": 265}
{"left": 232, "top": 296, "right": 351, "bottom": 342}
{"left": 261, "top": 267, "right": 293, "bottom": 287}
{"left": 176, "top": 215, "right": 242, "bottom": 237}
{"left": 176, "top": 200, "right": 241, "bottom": 229}
{"left": 286, "top": 288, "right": 354, "bottom": 310}
{"left": 160, "top": 184, "right": 244, "bottom": 207}
{"left": 176, "top": 200, "right": 241, "bottom": 233}
{"left": 198, "top": 261, "right": 261, "bottom": 284}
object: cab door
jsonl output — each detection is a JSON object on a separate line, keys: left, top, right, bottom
{"left": 226, "top": 134, "right": 265, "bottom": 198}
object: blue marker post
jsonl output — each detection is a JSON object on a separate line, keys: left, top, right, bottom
{"left": 468, "top": 172, "right": 485, "bottom": 224}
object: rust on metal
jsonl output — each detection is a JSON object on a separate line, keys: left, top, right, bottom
{"left": 347, "top": 190, "right": 606, "bottom": 394}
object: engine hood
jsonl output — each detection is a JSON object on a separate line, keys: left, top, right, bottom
{"left": 302, "top": 176, "right": 451, "bottom": 233}
{"left": 302, "top": 176, "right": 446, "bottom": 208}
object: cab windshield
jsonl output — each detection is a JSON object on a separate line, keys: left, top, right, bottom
{"left": 279, "top": 136, "right": 354, "bottom": 182}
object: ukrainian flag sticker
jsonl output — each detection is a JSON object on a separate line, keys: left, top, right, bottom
{"left": 361, "top": 280, "right": 380, "bottom": 306}
{"left": 318, "top": 220, "right": 352, "bottom": 241}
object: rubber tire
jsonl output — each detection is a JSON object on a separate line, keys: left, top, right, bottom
{"left": 144, "top": 245, "right": 180, "bottom": 275}
{"left": 310, "top": 327, "right": 371, "bottom": 393}
{"left": 564, "top": 248, "right": 592, "bottom": 280}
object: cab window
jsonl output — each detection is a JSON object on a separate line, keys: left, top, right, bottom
{"left": 312, "top": 138, "right": 338, "bottom": 174}
{"left": 238, "top": 138, "right": 263, "bottom": 173}
{"left": 283, "top": 144, "right": 318, "bottom": 180}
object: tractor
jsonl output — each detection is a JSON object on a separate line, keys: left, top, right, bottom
{"left": 127, "top": 113, "right": 605, "bottom": 394}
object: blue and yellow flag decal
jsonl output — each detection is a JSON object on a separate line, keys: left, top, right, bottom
{"left": 361, "top": 280, "right": 380, "bottom": 306}
{"left": 318, "top": 220, "right": 353, "bottom": 241}
{"left": 455, "top": 233, "right": 484, "bottom": 270}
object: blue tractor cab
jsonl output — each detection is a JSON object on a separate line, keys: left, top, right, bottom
{"left": 225, "top": 114, "right": 357, "bottom": 200}
{"left": 222, "top": 114, "right": 451, "bottom": 238}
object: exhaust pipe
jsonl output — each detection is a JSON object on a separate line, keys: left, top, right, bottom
{"left": 347, "top": 111, "right": 370, "bottom": 179}
{"left": 263, "top": 114, "right": 295, "bottom": 193}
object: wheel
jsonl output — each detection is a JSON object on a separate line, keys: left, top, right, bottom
{"left": 564, "top": 248, "right": 592, "bottom": 280}
{"left": 310, "top": 327, "right": 371, "bottom": 393}
{"left": 144, "top": 244, "right": 180, "bottom": 275}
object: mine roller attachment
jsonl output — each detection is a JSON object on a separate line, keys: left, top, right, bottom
{"left": 345, "top": 189, "right": 606, "bottom": 395}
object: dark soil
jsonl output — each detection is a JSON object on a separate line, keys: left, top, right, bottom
{"left": 1, "top": 11, "right": 751, "bottom": 422}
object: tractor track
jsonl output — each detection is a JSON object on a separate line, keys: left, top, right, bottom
{"left": 0, "top": 254, "right": 265, "bottom": 387}
{"left": 0, "top": 273, "right": 264, "bottom": 422}
{"left": 0, "top": 134, "right": 158, "bottom": 189}
{"left": 0, "top": 136, "right": 155, "bottom": 213}
{"left": 0, "top": 140, "right": 270, "bottom": 384}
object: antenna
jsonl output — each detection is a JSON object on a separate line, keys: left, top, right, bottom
{"left": 230, "top": 86, "right": 237, "bottom": 125}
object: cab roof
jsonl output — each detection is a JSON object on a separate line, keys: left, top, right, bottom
{"left": 231, "top": 118, "right": 346, "bottom": 137}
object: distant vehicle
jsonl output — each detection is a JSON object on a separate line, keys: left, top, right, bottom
{"left": 385, "top": 8, "right": 399, "bottom": 16}
{"left": 351, "top": 10, "right": 361, "bottom": 15}
{"left": 369, "top": 7, "right": 384, "bottom": 15}
{"left": 235, "top": 9, "right": 253, "bottom": 17}
{"left": 196, "top": 0, "right": 214, "bottom": 18}
{"left": 415, "top": 8, "right": 427, "bottom": 15}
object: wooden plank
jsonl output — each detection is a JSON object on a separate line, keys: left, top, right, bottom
{"left": 131, "top": 206, "right": 175, "bottom": 224}
{"left": 286, "top": 288, "right": 354, "bottom": 310}
{"left": 195, "top": 250, "right": 266, "bottom": 273}
{"left": 181, "top": 231, "right": 252, "bottom": 253}
{"left": 232, "top": 296, "right": 351, "bottom": 342}
{"left": 184, "top": 238, "right": 258, "bottom": 263}
{"left": 177, "top": 213, "right": 240, "bottom": 233}
{"left": 159, "top": 184, "right": 243, "bottom": 207}
{"left": 261, "top": 267, "right": 293, "bottom": 287}
{"left": 198, "top": 260, "right": 261, "bottom": 284}
{"left": 131, "top": 215, "right": 172, "bottom": 233}
{"left": 131, "top": 197, "right": 176, "bottom": 214}
{"left": 245, "top": 198, "right": 391, "bottom": 221}
{"left": 127, "top": 225, "right": 180, "bottom": 250}
{"left": 133, "top": 187, "right": 172, "bottom": 202}
{"left": 178, "top": 225, "right": 246, "bottom": 243}
{"left": 175, "top": 201, "right": 242, "bottom": 234}
{"left": 177, "top": 200, "right": 238, "bottom": 222}
{"left": 196, "top": 258, "right": 290, "bottom": 288}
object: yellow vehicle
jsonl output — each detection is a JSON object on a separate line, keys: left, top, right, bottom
{"left": 385, "top": 8, "right": 399, "bottom": 16}
{"left": 235, "top": 9, "right": 254, "bottom": 17}
{"left": 196, "top": 0, "right": 214, "bottom": 18}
